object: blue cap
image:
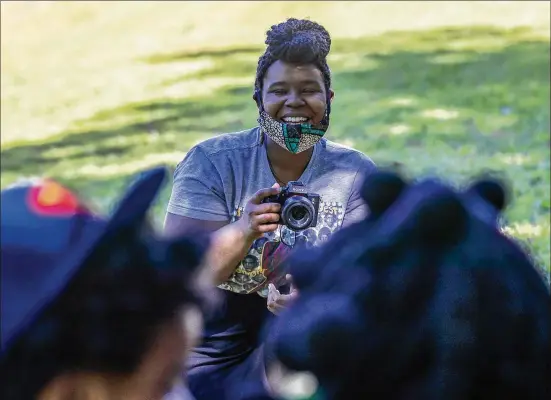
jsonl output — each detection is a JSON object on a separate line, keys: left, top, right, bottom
{"left": 0, "top": 167, "right": 167, "bottom": 356}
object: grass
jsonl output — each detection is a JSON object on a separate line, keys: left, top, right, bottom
{"left": 1, "top": 1, "right": 550, "bottom": 285}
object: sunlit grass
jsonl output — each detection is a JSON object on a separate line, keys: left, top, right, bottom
{"left": 1, "top": 1, "right": 549, "bottom": 281}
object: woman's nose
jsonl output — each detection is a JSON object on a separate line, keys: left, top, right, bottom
{"left": 285, "top": 91, "right": 305, "bottom": 107}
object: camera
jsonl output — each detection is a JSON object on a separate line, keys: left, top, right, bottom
{"left": 262, "top": 181, "right": 320, "bottom": 231}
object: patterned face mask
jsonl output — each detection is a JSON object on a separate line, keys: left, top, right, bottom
{"left": 257, "top": 110, "right": 330, "bottom": 154}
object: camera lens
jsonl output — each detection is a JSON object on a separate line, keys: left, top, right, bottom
{"left": 291, "top": 207, "right": 307, "bottom": 221}
{"left": 282, "top": 196, "right": 314, "bottom": 231}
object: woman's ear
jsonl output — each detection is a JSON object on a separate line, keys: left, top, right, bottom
{"left": 329, "top": 89, "right": 335, "bottom": 103}
{"left": 253, "top": 88, "right": 263, "bottom": 110}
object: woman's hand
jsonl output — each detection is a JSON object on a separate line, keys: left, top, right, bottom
{"left": 236, "top": 183, "right": 282, "bottom": 241}
{"left": 267, "top": 275, "right": 299, "bottom": 315}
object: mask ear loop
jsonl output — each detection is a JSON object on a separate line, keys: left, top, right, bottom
{"left": 321, "top": 91, "right": 332, "bottom": 125}
{"left": 254, "top": 87, "right": 265, "bottom": 112}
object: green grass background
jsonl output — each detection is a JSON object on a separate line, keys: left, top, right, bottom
{"left": 2, "top": 1, "right": 549, "bottom": 286}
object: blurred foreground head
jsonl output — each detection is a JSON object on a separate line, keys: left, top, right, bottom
{"left": 268, "top": 170, "right": 550, "bottom": 400}
{"left": 0, "top": 167, "right": 210, "bottom": 400}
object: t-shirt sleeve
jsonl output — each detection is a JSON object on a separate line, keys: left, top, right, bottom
{"left": 342, "top": 155, "right": 377, "bottom": 227}
{"left": 166, "top": 146, "right": 230, "bottom": 221}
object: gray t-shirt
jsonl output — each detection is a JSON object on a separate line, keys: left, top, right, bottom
{"left": 167, "top": 127, "right": 376, "bottom": 298}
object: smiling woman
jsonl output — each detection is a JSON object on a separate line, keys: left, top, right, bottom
{"left": 257, "top": 61, "right": 331, "bottom": 156}
{"left": 163, "top": 18, "right": 376, "bottom": 400}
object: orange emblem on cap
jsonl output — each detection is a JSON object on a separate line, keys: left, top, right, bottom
{"left": 28, "top": 179, "right": 88, "bottom": 216}
{"left": 37, "top": 181, "right": 79, "bottom": 208}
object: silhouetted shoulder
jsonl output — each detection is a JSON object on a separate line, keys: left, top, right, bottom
{"left": 267, "top": 171, "right": 550, "bottom": 400}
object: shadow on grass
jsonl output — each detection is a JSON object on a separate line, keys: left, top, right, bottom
{"left": 1, "top": 86, "right": 256, "bottom": 179}
{"left": 1, "top": 25, "right": 548, "bottom": 271}
{"left": 2, "top": 26, "right": 549, "bottom": 214}
{"left": 142, "top": 45, "right": 264, "bottom": 64}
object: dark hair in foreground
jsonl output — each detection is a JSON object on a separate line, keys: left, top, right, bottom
{"left": 0, "top": 224, "right": 210, "bottom": 400}
{"left": 254, "top": 18, "right": 332, "bottom": 102}
{"left": 267, "top": 171, "right": 551, "bottom": 400}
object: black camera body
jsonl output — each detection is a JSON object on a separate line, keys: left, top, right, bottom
{"left": 262, "top": 181, "right": 320, "bottom": 231}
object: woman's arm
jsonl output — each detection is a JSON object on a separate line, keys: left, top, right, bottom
{"left": 164, "top": 185, "right": 282, "bottom": 285}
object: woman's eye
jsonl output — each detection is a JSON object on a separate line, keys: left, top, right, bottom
{"left": 271, "top": 89, "right": 287, "bottom": 95}
{"left": 303, "top": 88, "right": 320, "bottom": 93}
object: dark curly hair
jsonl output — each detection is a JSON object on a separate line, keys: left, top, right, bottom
{"left": 0, "top": 224, "right": 210, "bottom": 400}
{"left": 266, "top": 171, "right": 551, "bottom": 400}
{"left": 253, "top": 18, "right": 332, "bottom": 106}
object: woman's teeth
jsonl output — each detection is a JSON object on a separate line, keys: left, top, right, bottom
{"left": 282, "top": 117, "right": 309, "bottom": 124}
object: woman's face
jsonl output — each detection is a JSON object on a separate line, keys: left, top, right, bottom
{"left": 261, "top": 60, "right": 334, "bottom": 125}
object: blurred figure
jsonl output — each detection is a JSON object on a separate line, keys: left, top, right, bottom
{"left": 266, "top": 171, "right": 551, "bottom": 399}
{"left": 0, "top": 168, "right": 212, "bottom": 400}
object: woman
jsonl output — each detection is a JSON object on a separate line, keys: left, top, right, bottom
{"left": 0, "top": 168, "right": 210, "bottom": 400}
{"left": 164, "top": 18, "right": 376, "bottom": 399}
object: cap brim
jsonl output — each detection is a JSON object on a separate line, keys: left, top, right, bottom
{"left": 106, "top": 166, "right": 168, "bottom": 230}
{"left": 58, "top": 165, "right": 169, "bottom": 281}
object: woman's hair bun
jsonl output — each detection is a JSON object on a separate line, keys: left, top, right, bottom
{"left": 265, "top": 18, "right": 331, "bottom": 62}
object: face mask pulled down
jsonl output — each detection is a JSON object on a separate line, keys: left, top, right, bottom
{"left": 257, "top": 110, "right": 330, "bottom": 154}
